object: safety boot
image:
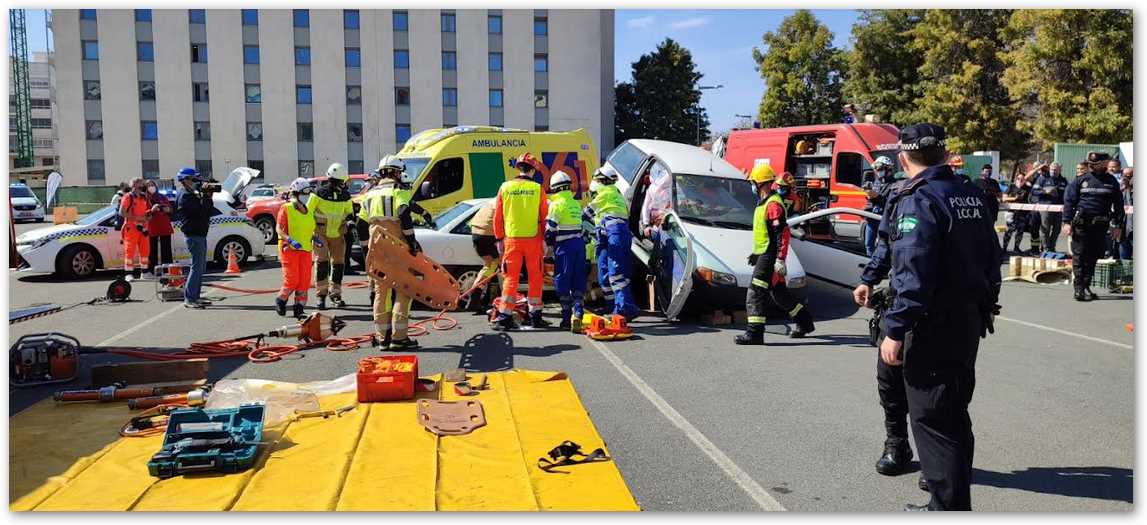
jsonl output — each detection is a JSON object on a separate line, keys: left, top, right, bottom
{"left": 331, "top": 295, "right": 347, "bottom": 308}
{"left": 1074, "top": 289, "right": 1090, "bottom": 302}
{"left": 528, "top": 311, "right": 550, "bottom": 329}
{"left": 790, "top": 309, "right": 816, "bottom": 339}
{"left": 293, "top": 303, "right": 306, "bottom": 320}
{"left": 317, "top": 296, "right": 328, "bottom": 310}
{"left": 375, "top": 330, "right": 392, "bottom": 350}
{"left": 492, "top": 313, "right": 518, "bottom": 332}
{"left": 275, "top": 298, "right": 287, "bottom": 317}
{"left": 570, "top": 316, "right": 584, "bottom": 334}
{"left": 903, "top": 503, "right": 930, "bottom": 512}
{"left": 1085, "top": 287, "right": 1099, "bottom": 301}
{"left": 918, "top": 475, "right": 928, "bottom": 492}
{"left": 389, "top": 337, "right": 420, "bottom": 350}
{"left": 734, "top": 324, "right": 765, "bottom": 345}
{"left": 875, "top": 438, "right": 913, "bottom": 476}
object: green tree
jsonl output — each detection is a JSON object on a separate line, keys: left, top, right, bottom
{"left": 753, "top": 10, "right": 846, "bottom": 128}
{"left": 907, "top": 10, "right": 1031, "bottom": 160}
{"left": 1001, "top": 9, "right": 1133, "bottom": 149}
{"left": 614, "top": 38, "right": 710, "bottom": 145}
{"left": 843, "top": 9, "right": 925, "bottom": 124}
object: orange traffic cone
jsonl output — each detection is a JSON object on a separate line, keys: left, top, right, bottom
{"left": 224, "top": 247, "right": 242, "bottom": 274}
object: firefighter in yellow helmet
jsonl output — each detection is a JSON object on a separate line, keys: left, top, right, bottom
{"left": 735, "top": 163, "right": 816, "bottom": 345}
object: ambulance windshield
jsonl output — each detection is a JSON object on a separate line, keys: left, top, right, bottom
{"left": 401, "top": 157, "right": 432, "bottom": 184}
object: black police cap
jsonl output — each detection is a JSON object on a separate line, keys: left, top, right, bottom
{"left": 1087, "top": 151, "right": 1111, "bottom": 163}
{"left": 898, "top": 123, "right": 947, "bottom": 151}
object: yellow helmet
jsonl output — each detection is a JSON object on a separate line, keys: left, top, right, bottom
{"left": 749, "top": 163, "right": 776, "bottom": 185}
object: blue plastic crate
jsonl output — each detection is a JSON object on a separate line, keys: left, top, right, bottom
{"left": 148, "top": 404, "right": 265, "bottom": 479}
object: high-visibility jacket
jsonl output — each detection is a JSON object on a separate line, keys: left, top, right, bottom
{"left": 279, "top": 201, "right": 316, "bottom": 252}
{"left": 752, "top": 193, "right": 786, "bottom": 256}
{"left": 588, "top": 184, "right": 628, "bottom": 226}
{"left": 310, "top": 192, "right": 354, "bottom": 237}
{"left": 359, "top": 182, "right": 426, "bottom": 240}
{"left": 494, "top": 177, "right": 547, "bottom": 239}
{"left": 546, "top": 190, "right": 583, "bottom": 244}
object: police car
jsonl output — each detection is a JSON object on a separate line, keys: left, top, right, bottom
{"left": 15, "top": 204, "right": 266, "bottom": 279}
{"left": 10, "top": 183, "right": 46, "bottom": 222}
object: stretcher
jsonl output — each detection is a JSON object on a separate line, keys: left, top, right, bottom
{"left": 366, "top": 224, "right": 460, "bottom": 311}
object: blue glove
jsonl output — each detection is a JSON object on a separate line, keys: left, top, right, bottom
{"left": 312, "top": 235, "right": 324, "bottom": 248}
{"left": 286, "top": 238, "right": 303, "bottom": 250}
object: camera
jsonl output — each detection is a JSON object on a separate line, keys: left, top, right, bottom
{"left": 197, "top": 180, "right": 222, "bottom": 193}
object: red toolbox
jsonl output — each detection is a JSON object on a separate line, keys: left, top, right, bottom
{"left": 357, "top": 355, "right": 419, "bottom": 402}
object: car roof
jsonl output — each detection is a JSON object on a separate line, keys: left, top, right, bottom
{"left": 624, "top": 139, "right": 746, "bottom": 179}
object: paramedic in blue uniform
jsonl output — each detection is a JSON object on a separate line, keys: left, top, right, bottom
{"left": 1061, "top": 151, "right": 1125, "bottom": 301}
{"left": 877, "top": 124, "right": 1002, "bottom": 511}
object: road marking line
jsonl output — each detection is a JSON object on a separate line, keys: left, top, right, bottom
{"left": 95, "top": 304, "right": 183, "bottom": 347}
{"left": 588, "top": 339, "right": 786, "bottom": 511}
{"left": 996, "top": 315, "right": 1133, "bottom": 350}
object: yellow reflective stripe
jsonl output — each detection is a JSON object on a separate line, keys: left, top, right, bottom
{"left": 751, "top": 278, "right": 769, "bottom": 288}
{"left": 788, "top": 303, "right": 804, "bottom": 317}
{"left": 747, "top": 316, "right": 768, "bottom": 323}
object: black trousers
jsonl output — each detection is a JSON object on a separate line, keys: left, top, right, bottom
{"left": 1040, "top": 211, "right": 1062, "bottom": 253}
{"left": 1001, "top": 212, "right": 1028, "bottom": 253}
{"left": 877, "top": 352, "right": 909, "bottom": 442}
{"left": 745, "top": 255, "right": 803, "bottom": 323}
{"left": 147, "top": 235, "right": 173, "bottom": 273}
{"left": 1071, "top": 221, "right": 1110, "bottom": 293}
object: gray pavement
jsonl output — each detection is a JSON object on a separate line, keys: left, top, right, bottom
{"left": 8, "top": 220, "right": 1134, "bottom": 511}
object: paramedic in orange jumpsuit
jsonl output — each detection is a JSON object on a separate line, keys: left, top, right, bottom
{"left": 119, "top": 177, "right": 152, "bottom": 280}
{"left": 492, "top": 153, "right": 549, "bottom": 330}
{"left": 275, "top": 177, "right": 317, "bottom": 319}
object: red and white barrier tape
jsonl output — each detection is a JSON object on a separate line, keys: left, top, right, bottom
{"left": 999, "top": 202, "right": 1134, "bottom": 214}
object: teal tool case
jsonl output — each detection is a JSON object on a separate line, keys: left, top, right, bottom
{"left": 148, "top": 404, "right": 265, "bottom": 479}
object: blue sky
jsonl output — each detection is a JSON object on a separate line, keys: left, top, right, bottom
{"left": 615, "top": 9, "right": 859, "bottom": 134}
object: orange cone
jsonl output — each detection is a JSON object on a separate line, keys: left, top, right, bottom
{"left": 225, "top": 247, "right": 242, "bottom": 274}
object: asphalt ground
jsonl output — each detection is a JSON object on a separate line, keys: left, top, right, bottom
{"left": 7, "top": 220, "right": 1134, "bottom": 511}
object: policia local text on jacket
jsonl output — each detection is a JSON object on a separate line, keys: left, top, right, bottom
{"left": 1061, "top": 151, "right": 1126, "bottom": 301}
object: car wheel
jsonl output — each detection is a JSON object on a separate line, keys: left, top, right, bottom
{"left": 451, "top": 267, "right": 482, "bottom": 312}
{"left": 57, "top": 245, "right": 100, "bottom": 279}
{"left": 254, "top": 215, "right": 277, "bottom": 244}
{"left": 214, "top": 236, "right": 252, "bottom": 266}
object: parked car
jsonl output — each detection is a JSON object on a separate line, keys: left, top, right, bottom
{"left": 786, "top": 207, "right": 881, "bottom": 287}
{"left": 245, "top": 184, "right": 280, "bottom": 202}
{"left": 10, "top": 183, "right": 46, "bottom": 222}
{"left": 604, "top": 139, "right": 809, "bottom": 319}
{"left": 245, "top": 174, "right": 371, "bottom": 244}
{"left": 15, "top": 204, "right": 265, "bottom": 279}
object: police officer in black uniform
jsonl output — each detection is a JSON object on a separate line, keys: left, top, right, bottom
{"left": 1062, "top": 151, "right": 1126, "bottom": 301}
{"left": 877, "top": 124, "right": 1002, "bottom": 511}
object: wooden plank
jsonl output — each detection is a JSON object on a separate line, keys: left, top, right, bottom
{"left": 90, "top": 358, "right": 209, "bottom": 388}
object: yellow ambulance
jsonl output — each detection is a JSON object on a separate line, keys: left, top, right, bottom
{"left": 395, "top": 126, "right": 600, "bottom": 215}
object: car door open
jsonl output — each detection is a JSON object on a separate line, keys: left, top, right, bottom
{"left": 652, "top": 211, "right": 696, "bottom": 321}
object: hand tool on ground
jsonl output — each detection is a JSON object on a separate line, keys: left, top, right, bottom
{"left": 10, "top": 333, "right": 88, "bottom": 387}
{"left": 127, "top": 387, "right": 210, "bottom": 410}
{"left": 537, "top": 440, "right": 612, "bottom": 472}
{"left": 291, "top": 404, "right": 357, "bottom": 421}
{"left": 54, "top": 383, "right": 162, "bottom": 403}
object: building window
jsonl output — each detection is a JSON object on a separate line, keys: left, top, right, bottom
{"left": 143, "top": 159, "right": 161, "bottom": 179}
{"left": 441, "top": 12, "right": 456, "bottom": 32}
{"left": 393, "top": 11, "right": 408, "bottom": 31}
{"left": 535, "top": 125, "right": 549, "bottom": 132}
{"left": 192, "top": 82, "right": 210, "bottom": 102}
{"left": 248, "top": 160, "right": 265, "bottom": 173}
{"left": 30, "top": 98, "right": 50, "bottom": 108}
{"left": 349, "top": 160, "right": 364, "bottom": 174}
{"left": 293, "top": 9, "right": 309, "bottom": 28}
{"left": 31, "top": 118, "right": 53, "bottom": 129}
{"left": 82, "top": 41, "right": 98, "bottom": 60}
{"left": 442, "top": 51, "right": 457, "bottom": 71}
{"left": 195, "top": 159, "right": 212, "bottom": 178}
{"left": 84, "top": 81, "right": 101, "bottom": 100}
{"left": 245, "top": 84, "right": 261, "bottom": 103}
{"left": 191, "top": 43, "right": 207, "bottom": 63}
{"left": 80, "top": 9, "right": 96, "bottom": 20}
{"left": 141, "top": 121, "right": 158, "bottom": 140}
{"left": 422, "top": 157, "right": 465, "bottom": 198}
{"left": 85, "top": 120, "right": 103, "bottom": 139}
{"left": 488, "top": 15, "right": 502, "bottom": 34}
{"left": 297, "top": 123, "right": 313, "bottom": 142}
{"left": 137, "top": 42, "right": 154, "bottom": 62}
{"left": 534, "top": 18, "right": 548, "bottom": 36}
{"left": 396, "top": 124, "right": 412, "bottom": 143}
{"left": 488, "top": 52, "right": 502, "bottom": 71}
{"left": 299, "top": 160, "right": 314, "bottom": 177}
{"left": 189, "top": 9, "right": 206, "bottom": 24}
{"left": 194, "top": 121, "right": 210, "bottom": 141}
{"left": 42, "top": 157, "right": 54, "bottom": 166}
{"left": 348, "top": 123, "right": 363, "bottom": 143}
{"left": 344, "top": 10, "right": 359, "bottom": 29}
{"left": 139, "top": 82, "right": 156, "bottom": 100}
{"left": 395, "top": 50, "right": 409, "bottom": 69}
{"left": 242, "top": 9, "right": 258, "bottom": 26}
{"left": 243, "top": 46, "right": 259, "bottom": 64}
{"left": 345, "top": 48, "right": 361, "bottom": 68}
{"left": 443, "top": 88, "right": 458, "bottom": 107}
{"left": 135, "top": 9, "right": 152, "bottom": 22}
{"left": 489, "top": 89, "right": 503, "bottom": 108}
{"left": 87, "top": 159, "right": 106, "bottom": 182}
{"left": 534, "top": 54, "right": 548, "bottom": 72}
{"left": 535, "top": 91, "right": 548, "bottom": 108}
{"left": 347, "top": 86, "right": 362, "bottom": 105}
{"left": 395, "top": 87, "right": 410, "bottom": 106}
{"left": 296, "top": 85, "right": 312, "bottom": 104}
{"left": 295, "top": 47, "right": 310, "bottom": 65}
{"left": 246, "top": 122, "right": 263, "bottom": 141}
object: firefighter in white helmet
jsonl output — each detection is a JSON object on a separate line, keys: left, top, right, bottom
{"left": 545, "top": 170, "right": 589, "bottom": 332}
{"left": 310, "top": 162, "right": 355, "bottom": 309}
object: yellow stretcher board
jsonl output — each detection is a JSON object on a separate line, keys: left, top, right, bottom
{"left": 10, "top": 369, "right": 639, "bottom": 511}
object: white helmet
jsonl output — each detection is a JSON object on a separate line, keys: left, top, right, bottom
{"left": 549, "top": 170, "right": 572, "bottom": 192}
{"left": 288, "top": 177, "right": 311, "bottom": 193}
{"left": 593, "top": 166, "right": 619, "bottom": 184}
{"left": 872, "top": 156, "right": 894, "bottom": 170}
{"left": 378, "top": 155, "right": 405, "bottom": 173}
{"left": 326, "top": 162, "right": 348, "bottom": 181}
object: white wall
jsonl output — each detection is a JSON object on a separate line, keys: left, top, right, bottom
{"left": 258, "top": 10, "right": 298, "bottom": 184}
{"left": 501, "top": 10, "right": 533, "bottom": 130}
{"left": 153, "top": 10, "right": 195, "bottom": 178}
{"left": 550, "top": 10, "right": 612, "bottom": 153}
{"left": 409, "top": 10, "right": 443, "bottom": 135}
{"left": 52, "top": 9, "right": 87, "bottom": 184}
{"left": 456, "top": 9, "right": 489, "bottom": 127}
{"left": 205, "top": 10, "right": 246, "bottom": 178}
{"left": 97, "top": 10, "right": 142, "bottom": 184}
{"left": 310, "top": 9, "right": 348, "bottom": 171}
{"left": 360, "top": 9, "right": 395, "bottom": 166}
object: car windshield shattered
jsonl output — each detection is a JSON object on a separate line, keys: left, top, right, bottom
{"left": 673, "top": 174, "right": 756, "bottom": 230}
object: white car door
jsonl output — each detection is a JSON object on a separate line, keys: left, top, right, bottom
{"left": 787, "top": 207, "right": 880, "bottom": 287}
{"left": 657, "top": 211, "right": 697, "bottom": 321}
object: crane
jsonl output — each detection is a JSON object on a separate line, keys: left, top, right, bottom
{"left": 10, "top": 8, "right": 34, "bottom": 169}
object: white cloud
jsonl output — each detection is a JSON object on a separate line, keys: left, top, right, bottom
{"left": 669, "top": 17, "right": 710, "bottom": 30}
{"left": 626, "top": 16, "right": 656, "bottom": 29}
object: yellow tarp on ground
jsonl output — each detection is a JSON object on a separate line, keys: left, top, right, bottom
{"left": 10, "top": 369, "right": 639, "bottom": 511}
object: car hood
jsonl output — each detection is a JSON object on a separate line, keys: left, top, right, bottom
{"left": 11, "top": 196, "right": 40, "bottom": 206}
{"left": 15, "top": 224, "right": 80, "bottom": 243}
{"left": 685, "top": 222, "right": 805, "bottom": 287}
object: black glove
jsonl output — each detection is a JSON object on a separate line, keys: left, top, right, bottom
{"left": 747, "top": 254, "right": 760, "bottom": 266}
{"left": 408, "top": 239, "right": 422, "bottom": 256}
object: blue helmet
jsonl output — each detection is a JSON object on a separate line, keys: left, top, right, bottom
{"left": 176, "top": 167, "right": 200, "bottom": 182}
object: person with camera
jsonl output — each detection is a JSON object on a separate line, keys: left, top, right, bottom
{"left": 119, "top": 177, "right": 152, "bottom": 281}
{"left": 175, "top": 167, "right": 215, "bottom": 309}
{"left": 145, "top": 179, "right": 174, "bottom": 274}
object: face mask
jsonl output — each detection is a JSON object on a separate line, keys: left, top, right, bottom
{"left": 777, "top": 186, "right": 791, "bottom": 197}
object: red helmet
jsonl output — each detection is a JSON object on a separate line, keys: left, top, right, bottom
{"left": 773, "top": 171, "right": 795, "bottom": 188}
{"left": 514, "top": 153, "right": 540, "bottom": 171}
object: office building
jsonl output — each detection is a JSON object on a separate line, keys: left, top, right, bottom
{"left": 9, "top": 52, "right": 59, "bottom": 170}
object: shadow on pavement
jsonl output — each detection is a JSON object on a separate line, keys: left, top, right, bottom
{"left": 973, "top": 466, "right": 1133, "bottom": 503}
{"left": 410, "top": 332, "right": 580, "bottom": 372}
